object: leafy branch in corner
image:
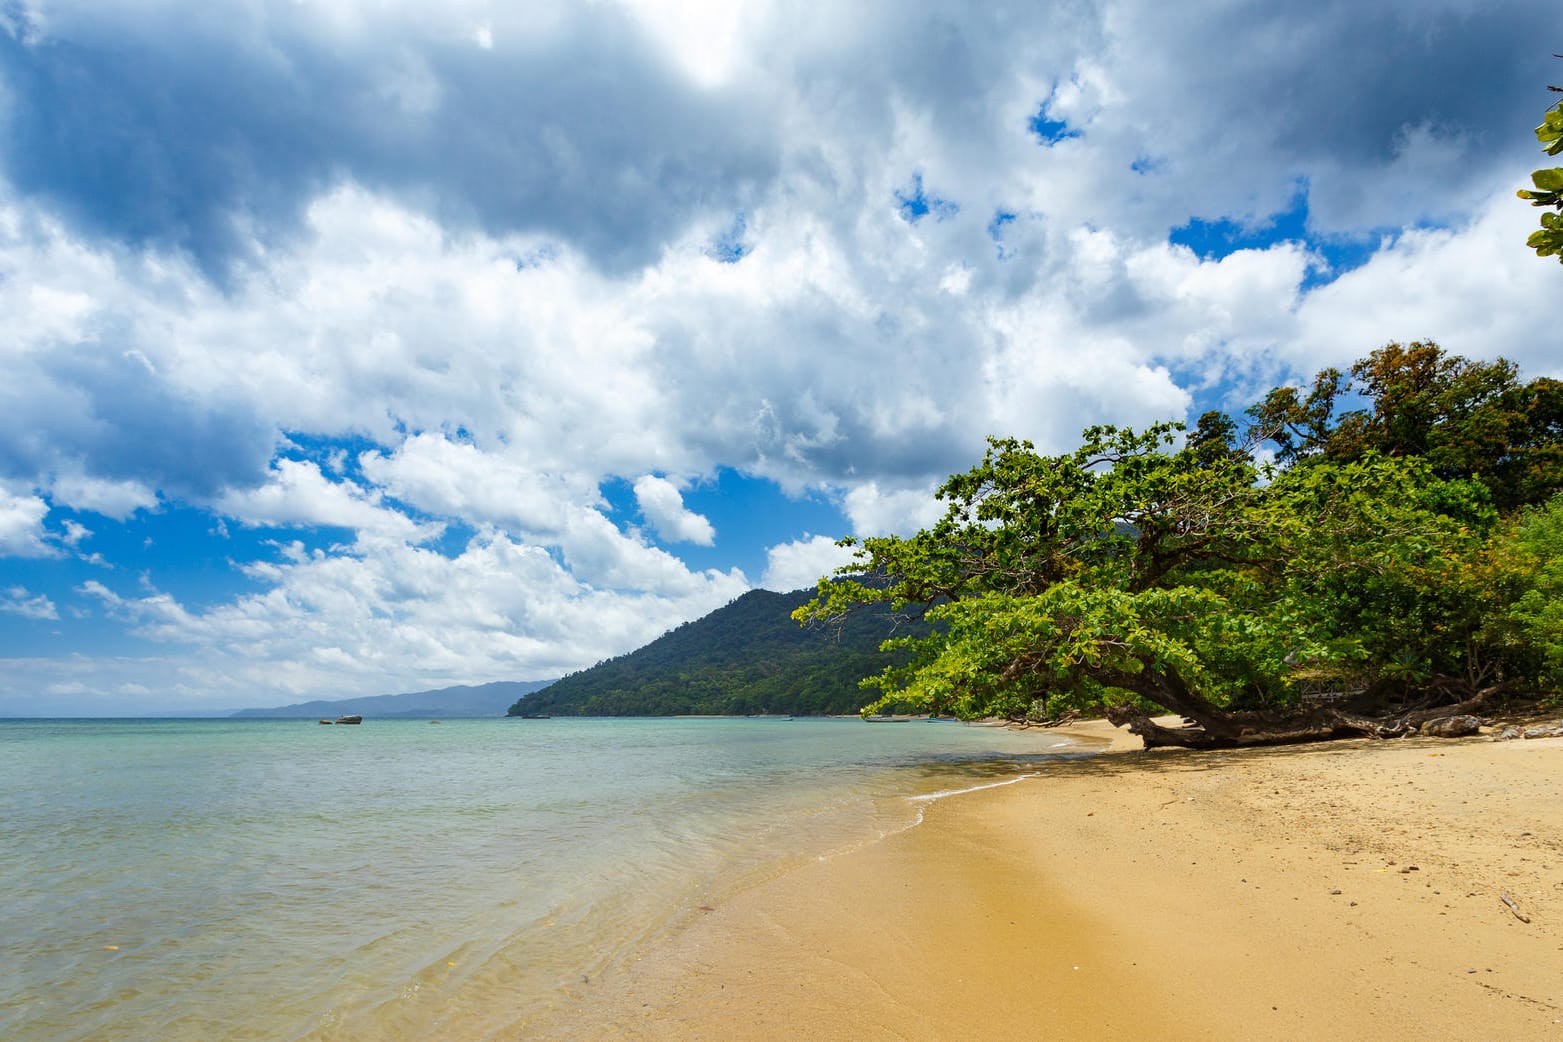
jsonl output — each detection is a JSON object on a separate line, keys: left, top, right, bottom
{"left": 1518, "top": 56, "right": 1563, "bottom": 262}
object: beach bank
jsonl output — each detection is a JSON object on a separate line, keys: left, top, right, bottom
{"left": 557, "top": 723, "right": 1563, "bottom": 1041}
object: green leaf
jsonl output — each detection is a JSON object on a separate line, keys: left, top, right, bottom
{"left": 1531, "top": 168, "right": 1563, "bottom": 192}
{"left": 1541, "top": 106, "right": 1563, "bottom": 154}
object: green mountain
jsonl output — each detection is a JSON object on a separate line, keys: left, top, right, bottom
{"left": 507, "top": 588, "right": 917, "bottom": 717}
{"left": 233, "top": 680, "right": 553, "bottom": 719}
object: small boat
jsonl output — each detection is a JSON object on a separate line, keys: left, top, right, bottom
{"left": 318, "top": 719, "right": 333, "bottom": 725}
{"left": 335, "top": 715, "right": 363, "bottom": 725}
{"left": 519, "top": 713, "right": 551, "bottom": 720}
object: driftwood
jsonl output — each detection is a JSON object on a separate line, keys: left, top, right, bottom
{"left": 1501, "top": 892, "right": 1531, "bottom": 924}
{"left": 1007, "top": 708, "right": 1083, "bottom": 729}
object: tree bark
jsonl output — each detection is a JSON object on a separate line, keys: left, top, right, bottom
{"left": 1102, "top": 677, "right": 1512, "bottom": 750}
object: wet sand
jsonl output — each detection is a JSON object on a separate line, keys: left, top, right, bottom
{"left": 543, "top": 721, "right": 1563, "bottom": 1041}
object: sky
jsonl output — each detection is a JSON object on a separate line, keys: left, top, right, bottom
{"left": 1, "top": 0, "right": 1559, "bottom": 715}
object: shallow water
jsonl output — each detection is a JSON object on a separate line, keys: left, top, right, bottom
{"left": 0, "top": 717, "right": 1087, "bottom": 1041}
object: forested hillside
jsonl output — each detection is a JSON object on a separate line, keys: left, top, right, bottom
{"left": 507, "top": 588, "right": 916, "bottom": 716}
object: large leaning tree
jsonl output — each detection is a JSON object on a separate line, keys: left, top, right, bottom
{"left": 798, "top": 347, "right": 1561, "bottom": 749}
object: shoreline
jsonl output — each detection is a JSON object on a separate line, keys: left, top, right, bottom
{"left": 545, "top": 723, "right": 1563, "bottom": 1040}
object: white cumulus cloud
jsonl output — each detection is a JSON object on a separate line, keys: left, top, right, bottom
{"left": 633, "top": 475, "right": 715, "bottom": 545}
{"left": 761, "top": 534, "right": 860, "bottom": 593}
{"left": 0, "top": 484, "right": 56, "bottom": 558}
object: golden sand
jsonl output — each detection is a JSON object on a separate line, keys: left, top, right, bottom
{"left": 541, "top": 721, "right": 1563, "bottom": 1040}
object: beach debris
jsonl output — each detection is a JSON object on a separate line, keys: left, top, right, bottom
{"left": 1496, "top": 723, "right": 1563, "bottom": 740}
{"left": 1500, "top": 892, "right": 1531, "bottom": 923}
{"left": 1419, "top": 715, "right": 1481, "bottom": 738}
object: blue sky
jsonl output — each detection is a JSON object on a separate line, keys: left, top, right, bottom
{"left": 0, "top": 0, "right": 1558, "bottom": 715}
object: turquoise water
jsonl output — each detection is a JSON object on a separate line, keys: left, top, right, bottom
{"left": 0, "top": 717, "right": 1087, "bottom": 1041}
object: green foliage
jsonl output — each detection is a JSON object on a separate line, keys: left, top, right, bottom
{"left": 800, "top": 424, "right": 1309, "bottom": 720}
{"left": 798, "top": 401, "right": 1555, "bottom": 728}
{"left": 1518, "top": 97, "right": 1563, "bottom": 261}
{"left": 1248, "top": 342, "right": 1563, "bottom": 511}
{"left": 1268, "top": 456, "right": 1509, "bottom": 690}
{"left": 507, "top": 588, "right": 918, "bottom": 717}
{"left": 1500, "top": 496, "right": 1563, "bottom": 683}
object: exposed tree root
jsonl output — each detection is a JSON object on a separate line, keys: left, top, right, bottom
{"left": 1103, "top": 680, "right": 1514, "bottom": 750}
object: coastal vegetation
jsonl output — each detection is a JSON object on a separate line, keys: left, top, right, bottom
{"left": 506, "top": 589, "right": 919, "bottom": 717}
{"left": 798, "top": 343, "right": 1563, "bottom": 748}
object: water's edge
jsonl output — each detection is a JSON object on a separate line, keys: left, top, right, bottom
{"left": 0, "top": 718, "right": 1093, "bottom": 1042}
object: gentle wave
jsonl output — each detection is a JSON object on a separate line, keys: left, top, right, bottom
{"left": 0, "top": 717, "right": 1089, "bottom": 1042}
{"left": 906, "top": 771, "right": 1040, "bottom": 803}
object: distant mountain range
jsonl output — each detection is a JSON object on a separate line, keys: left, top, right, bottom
{"left": 506, "top": 587, "right": 920, "bottom": 717}
{"left": 234, "top": 586, "right": 915, "bottom": 721}
{"left": 232, "top": 680, "right": 553, "bottom": 719}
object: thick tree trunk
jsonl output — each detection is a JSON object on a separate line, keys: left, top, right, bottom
{"left": 1101, "top": 677, "right": 1511, "bottom": 750}
{"left": 1105, "top": 703, "right": 1392, "bottom": 749}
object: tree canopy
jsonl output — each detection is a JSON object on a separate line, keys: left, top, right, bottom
{"left": 1247, "top": 342, "right": 1563, "bottom": 511}
{"left": 798, "top": 344, "right": 1563, "bottom": 748}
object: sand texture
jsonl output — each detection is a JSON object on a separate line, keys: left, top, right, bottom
{"left": 545, "top": 724, "right": 1563, "bottom": 1041}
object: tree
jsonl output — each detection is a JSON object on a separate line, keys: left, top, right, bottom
{"left": 798, "top": 425, "right": 1545, "bottom": 749}
{"left": 1499, "top": 495, "right": 1563, "bottom": 685}
{"left": 1517, "top": 64, "right": 1563, "bottom": 263}
{"left": 1248, "top": 342, "right": 1563, "bottom": 511}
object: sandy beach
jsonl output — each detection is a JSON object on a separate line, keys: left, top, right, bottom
{"left": 548, "top": 720, "right": 1563, "bottom": 1041}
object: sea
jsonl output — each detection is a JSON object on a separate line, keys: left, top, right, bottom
{"left": 0, "top": 716, "right": 1090, "bottom": 1041}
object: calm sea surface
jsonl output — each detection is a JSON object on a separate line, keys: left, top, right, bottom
{"left": 0, "top": 717, "right": 1087, "bottom": 1041}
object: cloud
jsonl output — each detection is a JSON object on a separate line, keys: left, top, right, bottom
{"left": 0, "top": 0, "right": 1556, "bottom": 712}
{"left": 1083, "top": 0, "right": 1546, "bottom": 236}
{"left": 841, "top": 482, "right": 946, "bottom": 538}
{"left": 0, "top": 213, "right": 275, "bottom": 501}
{"left": 72, "top": 531, "right": 749, "bottom": 702}
{"left": 358, "top": 433, "right": 590, "bottom": 540}
{"left": 47, "top": 472, "right": 159, "bottom": 519}
{"left": 360, "top": 434, "right": 717, "bottom": 594}
{"left": 1287, "top": 194, "right": 1560, "bottom": 377}
{"left": 633, "top": 475, "right": 715, "bottom": 545}
{"left": 760, "top": 534, "right": 859, "bottom": 593}
{"left": 0, "top": 1, "right": 779, "bottom": 276}
{"left": 0, "top": 483, "right": 55, "bottom": 557}
{"left": 214, "top": 458, "right": 438, "bottom": 545}
{"left": 0, "top": 585, "right": 57, "bottom": 619}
